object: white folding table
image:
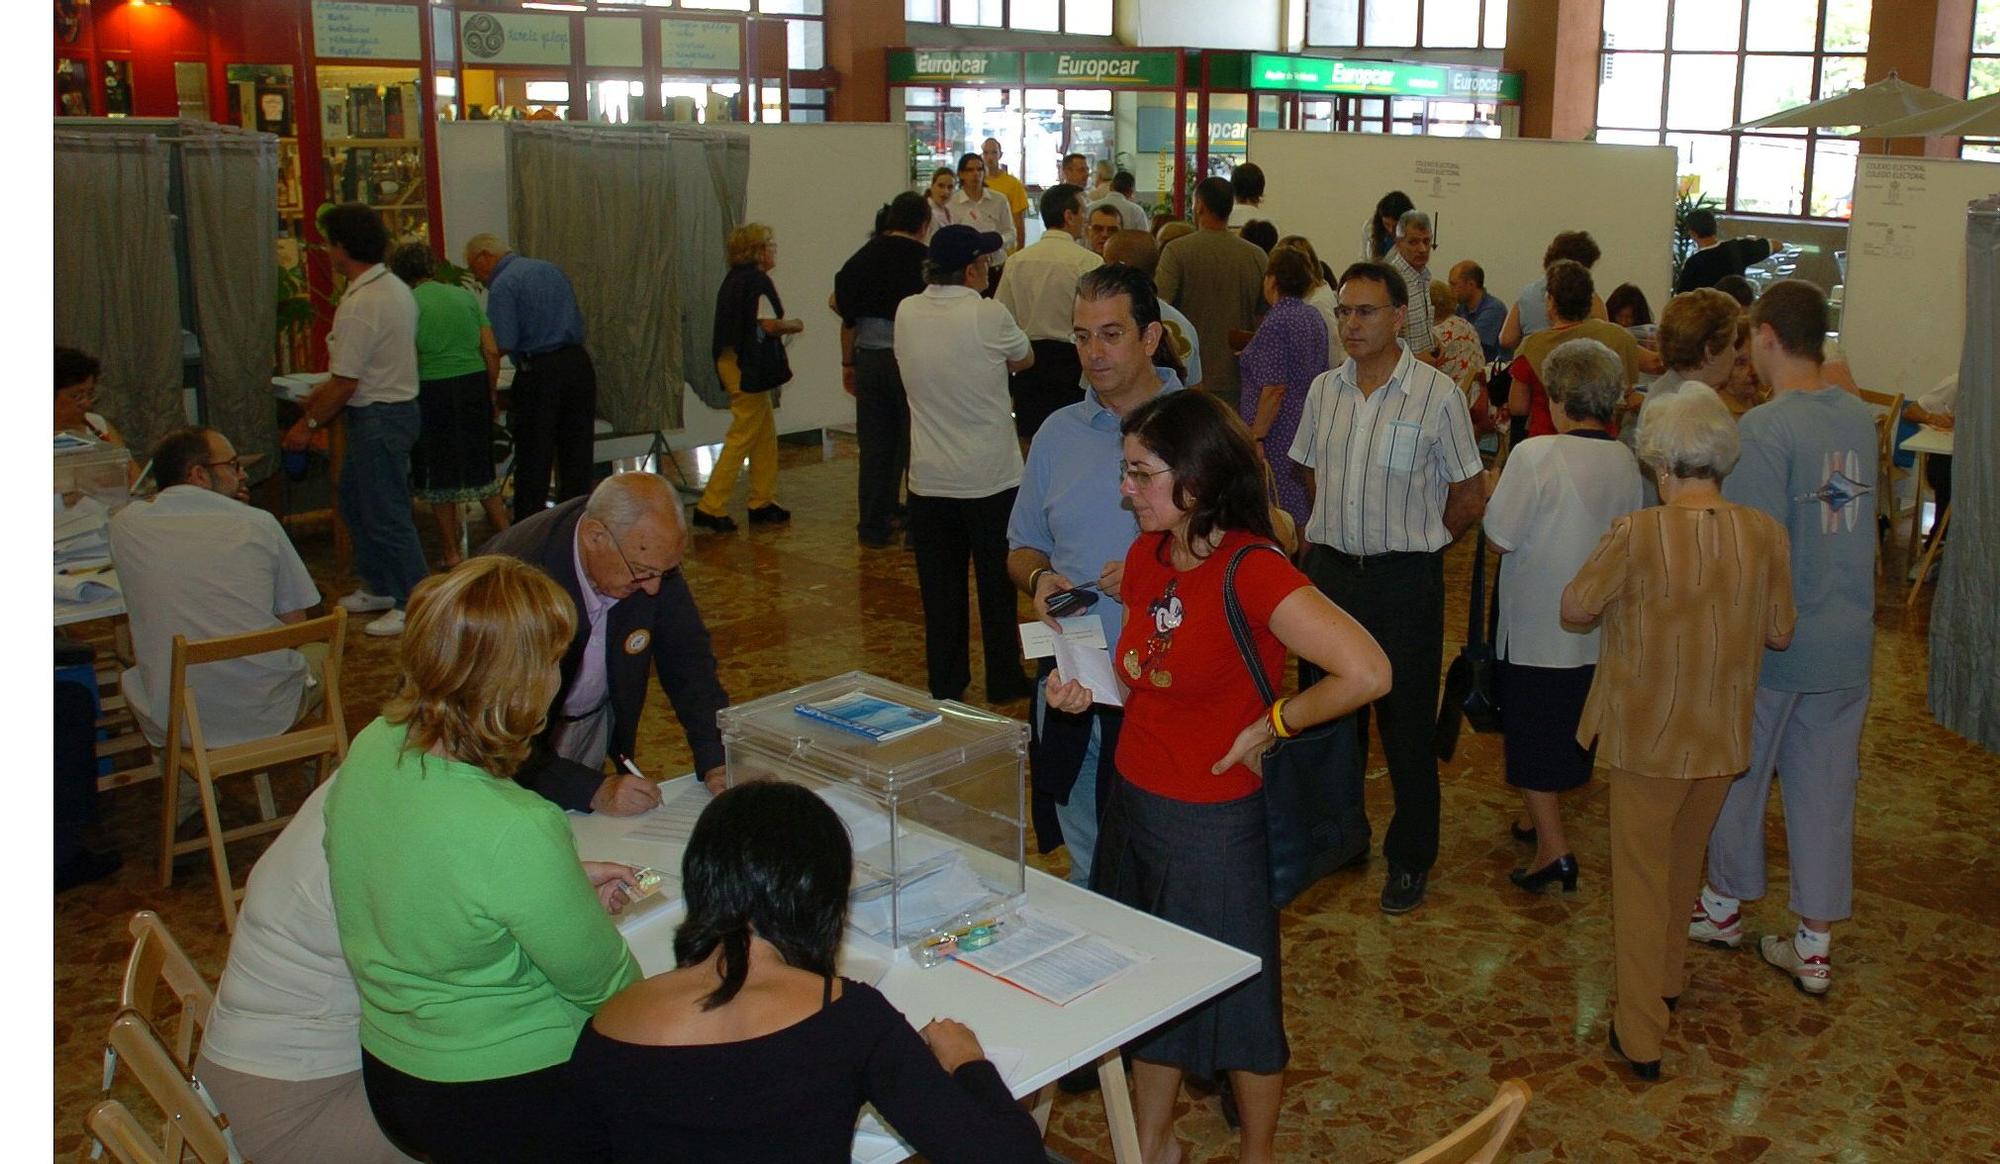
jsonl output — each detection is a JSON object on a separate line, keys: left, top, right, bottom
{"left": 571, "top": 777, "right": 1261, "bottom": 1164}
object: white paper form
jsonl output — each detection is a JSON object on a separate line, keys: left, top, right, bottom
{"left": 1050, "top": 633, "right": 1124, "bottom": 707}
{"left": 954, "top": 907, "right": 1147, "bottom": 1006}
{"left": 622, "top": 779, "right": 710, "bottom": 846}
{"left": 1017, "top": 616, "right": 1108, "bottom": 659}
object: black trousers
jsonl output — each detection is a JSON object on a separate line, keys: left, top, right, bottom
{"left": 55, "top": 679, "right": 98, "bottom": 871}
{"left": 361, "top": 1051, "right": 605, "bottom": 1164}
{"left": 907, "top": 488, "right": 1030, "bottom": 703}
{"left": 1301, "top": 544, "right": 1446, "bottom": 874}
{"left": 852, "top": 347, "right": 909, "bottom": 542}
{"left": 509, "top": 345, "right": 597, "bottom": 522}
{"left": 1009, "top": 340, "right": 1085, "bottom": 444}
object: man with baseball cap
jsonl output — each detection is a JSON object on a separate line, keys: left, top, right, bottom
{"left": 893, "top": 224, "right": 1038, "bottom": 704}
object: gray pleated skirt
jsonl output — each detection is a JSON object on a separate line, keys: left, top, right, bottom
{"left": 1093, "top": 778, "right": 1289, "bottom": 1076}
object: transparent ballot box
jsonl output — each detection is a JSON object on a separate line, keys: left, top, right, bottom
{"left": 718, "top": 672, "right": 1029, "bottom": 950}
{"left": 54, "top": 436, "right": 133, "bottom": 512}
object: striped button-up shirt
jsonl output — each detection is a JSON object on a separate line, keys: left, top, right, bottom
{"left": 1385, "top": 249, "right": 1434, "bottom": 353}
{"left": 1288, "top": 342, "right": 1482, "bottom": 555}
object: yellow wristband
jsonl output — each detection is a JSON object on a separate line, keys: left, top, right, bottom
{"left": 1269, "top": 697, "right": 1294, "bottom": 740}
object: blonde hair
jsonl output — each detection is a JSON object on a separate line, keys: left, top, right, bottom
{"left": 1659, "top": 289, "right": 1741, "bottom": 373}
{"left": 1429, "top": 279, "right": 1456, "bottom": 322}
{"left": 1273, "top": 235, "right": 1325, "bottom": 285}
{"left": 385, "top": 557, "right": 576, "bottom": 780}
{"left": 726, "top": 223, "right": 775, "bottom": 267}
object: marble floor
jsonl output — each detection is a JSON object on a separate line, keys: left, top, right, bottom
{"left": 52, "top": 433, "right": 2000, "bottom": 1162}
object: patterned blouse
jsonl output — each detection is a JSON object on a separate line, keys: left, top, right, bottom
{"left": 1236, "top": 296, "right": 1330, "bottom": 529}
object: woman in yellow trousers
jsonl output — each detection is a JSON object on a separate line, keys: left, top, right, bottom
{"left": 696, "top": 223, "right": 801, "bottom": 532}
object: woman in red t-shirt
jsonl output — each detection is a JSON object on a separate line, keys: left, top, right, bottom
{"left": 1045, "top": 391, "right": 1389, "bottom": 1164}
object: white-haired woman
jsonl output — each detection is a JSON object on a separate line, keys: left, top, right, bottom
{"left": 1483, "top": 340, "right": 1643, "bottom": 894}
{"left": 1561, "top": 391, "right": 1794, "bottom": 1082}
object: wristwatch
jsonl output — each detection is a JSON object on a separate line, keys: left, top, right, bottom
{"left": 304, "top": 416, "right": 321, "bottom": 431}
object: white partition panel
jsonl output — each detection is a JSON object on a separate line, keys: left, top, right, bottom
{"left": 1247, "top": 130, "right": 1679, "bottom": 328}
{"left": 438, "top": 120, "right": 908, "bottom": 446}
{"left": 1842, "top": 157, "right": 2000, "bottom": 400}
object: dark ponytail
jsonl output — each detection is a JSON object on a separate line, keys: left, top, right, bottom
{"left": 672, "top": 781, "right": 852, "bottom": 1011}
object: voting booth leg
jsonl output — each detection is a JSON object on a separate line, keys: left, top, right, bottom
{"left": 1096, "top": 1050, "right": 1143, "bottom": 1163}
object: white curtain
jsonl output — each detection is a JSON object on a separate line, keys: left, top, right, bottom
{"left": 506, "top": 122, "right": 749, "bottom": 431}
{"left": 181, "top": 132, "right": 279, "bottom": 479}
{"left": 53, "top": 132, "right": 182, "bottom": 460}
{"left": 1929, "top": 204, "right": 1999, "bottom": 750}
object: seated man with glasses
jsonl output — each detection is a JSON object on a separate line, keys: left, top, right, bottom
{"left": 110, "top": 427, "right": 327, "bottom": 756}
{"left": 479, "top": 471, "right": 732, "bottom": 814}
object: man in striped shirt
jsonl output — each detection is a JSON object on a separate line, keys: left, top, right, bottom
{"left": 1288, "top": 260, "right": 1485, "bottom": 915}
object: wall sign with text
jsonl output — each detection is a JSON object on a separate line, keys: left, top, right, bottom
{"left": 461, "top": 11, "right": 573, "bottom": 68}
{"left": 312, "top": 1, "right": 422, "bottom": 61}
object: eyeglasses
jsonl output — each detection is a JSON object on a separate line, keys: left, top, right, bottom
{"left": 203, "top": 456, "right": 243, "bottom": 474}
{"left": 1120, "top": 463, "right": 1174, "bottom": 488}
{"left": 1333, "top": 305, "right": 1394, "bottom": 321}
{"left": 608, "top": 531, "right": 671, "bottom": 585}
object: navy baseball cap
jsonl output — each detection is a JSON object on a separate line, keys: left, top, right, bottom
{"left": 929, "top": 224, "right": 1003, "bottom": 270}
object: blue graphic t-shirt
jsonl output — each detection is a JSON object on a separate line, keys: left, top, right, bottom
{"left": 1724, "top": 386, "right": 1879, "bottom": 692}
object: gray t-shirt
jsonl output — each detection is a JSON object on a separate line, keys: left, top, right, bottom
{"left": 1722, "top": 387, "right": 1878, "bottom": 692}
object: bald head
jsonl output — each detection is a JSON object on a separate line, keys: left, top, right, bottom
{"left": 586, "top": 472, "right": 679, "bottom": 535}
{"left": 1102, "top": 229, "right": 1159, "bottom": 276}
{"left": 578, "top": 473, "right": 686, "bottom": 601}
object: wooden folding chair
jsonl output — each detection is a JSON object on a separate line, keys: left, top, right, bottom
{"left": 118, "top": 910, "right": 215, "bottom": 1069}
{"left": 95, "top": 1009, "right": 245, "bottom": 1164}
{"left": 158, "top": 610, "right": 348, "bottom": 932}
{"left": 1396, "top": 1078, "right": 1532, "bottom": 1164}
{"left": 83, "top": 1099, "right": 163, "bottom": 1164}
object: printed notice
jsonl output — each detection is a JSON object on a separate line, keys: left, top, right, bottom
{"left": 1412, "top": 159, "right": 1463, "bottom": 202}
{"left": 953, "top": 908, "right": 1147, "bottom": 1006}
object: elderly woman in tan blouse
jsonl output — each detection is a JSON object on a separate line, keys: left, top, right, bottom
{"left": 1561, "top": 390, "right": 1795, "bottom": 1083}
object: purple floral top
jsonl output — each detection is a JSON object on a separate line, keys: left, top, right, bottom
{"left": 1237, "top": 296, "right": 1330, "bottom": 528}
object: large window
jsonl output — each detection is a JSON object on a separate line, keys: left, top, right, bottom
{"left": 1970, "top": 0, "right": 2000, "bottom": 161}
{"left": 904, "top": 0, "right": 1113, "bottom": 36}
{"left": 1307, "top": 0, "right": 1510, "bottom": 50}
{"left": 1595, "top": 0, "right": 1872, "bottom": 218}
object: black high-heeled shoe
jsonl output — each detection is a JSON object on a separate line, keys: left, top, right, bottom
{"left": 1510, "top": 821, "right": 1537, "bottom": 843}
{"left": 1509, "top": 853, "right": 1579, "bottom": 894}
{"left": 1609, "top": 1023, "right": 1661, "bottom": 1081}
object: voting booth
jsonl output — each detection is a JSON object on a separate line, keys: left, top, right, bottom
{"left": 718, "top": 671, "right": 1029, "bottom": 950}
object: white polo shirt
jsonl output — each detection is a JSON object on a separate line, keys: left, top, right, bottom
{"left": 1289, "top": 342, "right": 1483, "bottom": 555}
{"left": 996, "top": 230, "right": 1102, "bottom": 342}
{"left": 327, "top": 264, "right": 420, "bottom": 405}
{"left": 109, "top": 485, "right": 322, "bottom": 747}
{"left": 893, "top": 285, "right": 1031, "bottom": 499}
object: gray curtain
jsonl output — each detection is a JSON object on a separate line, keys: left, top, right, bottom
{"left": 1929, "top": 204, "right": 1999, "bottom": 751}
{"left": 181, "top": 132, "right": 279, "bottom": 480}
{"left": 53, "top": 132, "right": 182, "bottom": 462}
{"left": 506, "top": 123, "right": 749, "bottom": 429}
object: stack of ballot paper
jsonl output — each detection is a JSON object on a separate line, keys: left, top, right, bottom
{"left": 55, "top": 495, "right": 111, "bottom": 572}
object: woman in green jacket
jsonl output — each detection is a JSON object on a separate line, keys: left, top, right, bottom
{"left": 325, "top": 556, "right": 643, "bottom": 1163}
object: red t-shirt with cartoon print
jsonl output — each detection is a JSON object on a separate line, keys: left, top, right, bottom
{"left": 1112, "top": 529, "right": 1311, "bottom": 804}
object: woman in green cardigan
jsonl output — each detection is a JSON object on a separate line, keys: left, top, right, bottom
{"left": 325, "top": 556, "right": 643, "bottom": 1163}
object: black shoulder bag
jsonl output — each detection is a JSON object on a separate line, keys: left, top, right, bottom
{"left": 1222, "top": 543, "right": 1369, "bottom": 909}
{"left": 1435, "top": 528, "right": 1502, "bottom": 760}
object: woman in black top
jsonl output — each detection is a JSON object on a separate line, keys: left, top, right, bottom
{"left": 692, "top": 223, "right": 803, "bottom": 534}
{"left": 571, "top": 782, "right": 1044, "bottom": 1164}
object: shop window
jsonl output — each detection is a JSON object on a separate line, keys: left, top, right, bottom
{"left": 1594, "top": 0, "right": 1874, "bottom": 218}
{"left": 1307, "top": 0, "right": 1509, "bottom": 49}
{"left": 758, "top": 0, "right": 823, "bottom": 12}
{"left": 790, "top": 87, "right": 828, "bottom": 123}
{"left": 1013, "top": 0, "right": 1060, "bottom": 31}
{"left": 908, "top": 0, "right": 1116, "bottom": 34}
{"left": 682, "top": 0, "right": 752, "bottom": 10}
{"left": 786, "top": 19, "right": 825, "bottom": 70}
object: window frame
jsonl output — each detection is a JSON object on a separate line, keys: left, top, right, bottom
{"left": 1967, "top": 0, "right": 1999, "bottom": 160}
{"left": 906, "top": 0, "right": 1115, "bottom": 36}
{"left": 1304, "top": 0, "right": 1511, "bottom": 51}
{"left": 1593, "top": 0, "right": 1872, "bottom": 220}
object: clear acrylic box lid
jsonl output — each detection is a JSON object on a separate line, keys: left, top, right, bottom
{"left": 717, "top": 671, "right": 1027, "bottom": 799}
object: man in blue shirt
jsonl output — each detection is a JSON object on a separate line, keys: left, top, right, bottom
{"left": 466, "top": 234, "right": 596, "bottom": 522}
{"left": 1007, "top": 264, "right": 1181, "bottom": 890}
{"left": 1450, "top": 260, "right": 1509, "bottom": 362}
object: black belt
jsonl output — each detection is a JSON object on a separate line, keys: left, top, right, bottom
{"left": 517, "top": 344, "right": 582, "bottom": 368}
{"left": 1308, "top": 545, "right": 1433, "bottom": 570}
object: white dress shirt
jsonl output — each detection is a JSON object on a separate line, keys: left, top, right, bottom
{"left": 995, "top": 230, "right": 1102, "bottom": 342}
{"left": 1289, "top": 343, "right": 1482, "bottom": 555}
{"left": 327, "top": 264, "right": 420, "bottom": 405}
{"left": 947, "top": 188, "right": 1018, "bottom": 262}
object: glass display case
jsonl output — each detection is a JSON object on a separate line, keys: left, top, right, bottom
{"left": 718, "top": 672, "right": 1028, "bottom": 951}
{"left": 316, "top": 65, "right": 430, "bottom": 244}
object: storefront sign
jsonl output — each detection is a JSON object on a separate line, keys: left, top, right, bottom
{"left": 585, "top": 17, "right": 644, "bottom": 69}
{"left": 660, "top": 19, "right": 742, "bottom": 72}
{"left": 312, "top": 1, "right": 421, "bottom": 61}
{"left": 1023, "top": 51, "right": 1180, "bottom": 88}
{"left": 887, "top": 49, "right": 1023, "bottom": 86}
{"left": 1135, "top": 107, "right": 1248, "bottom": 153}
{"left": 1248, "top": 54, "right": 1521, "bottom": 102}
{"left": 460, "top": 11, "right": 573, "bottom": 67}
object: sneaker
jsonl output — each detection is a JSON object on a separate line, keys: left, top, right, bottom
{"left": 1380, "top": 867, "right": 1428, "bottom": 914}
{"left": 1759, "top": 933, "right": 1831, "bottom": 996}
{"left": 1688, "top": 905, "right": 1744, "bottom": 949}
{"left": 338, "top": 591, "right": 396, "bottom": 613}
{"left": 690, "top": 509, "right": 738, "bottom": 533}
{"left": 364, "top": 608, "right": 406, "bottom": 637}
{"left": 747, "top": 503, "right": 791, "bottom": 526}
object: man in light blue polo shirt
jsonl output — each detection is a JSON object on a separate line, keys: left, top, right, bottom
{"left": 1007, "top": 264, "right": 1181, "bottom": 890}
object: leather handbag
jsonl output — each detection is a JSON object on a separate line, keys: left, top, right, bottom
{"left": 1222, "top": 543, "right": 1369, "bottom": 909}
{"left": 1435, "top": 527, "right": 1503, "bottom": 761}
{"left": 736, "top": 326, "right": 792, "bottom": 394}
